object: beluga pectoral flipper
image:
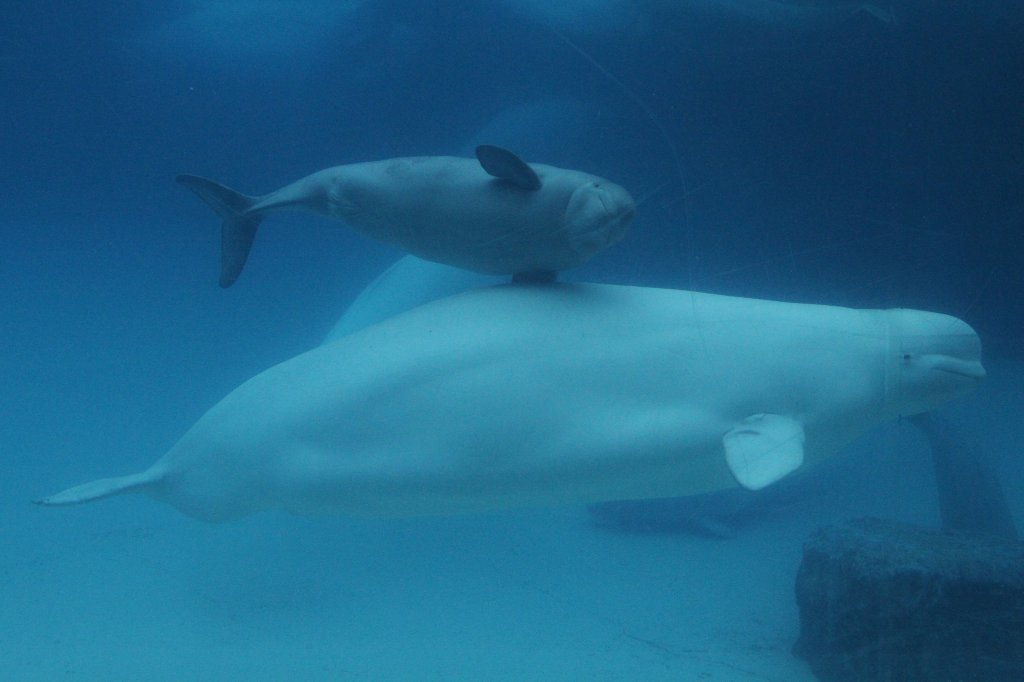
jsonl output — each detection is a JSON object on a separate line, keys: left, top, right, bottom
{"left": 177, "top": 146, "right": 635, "bottom": 287}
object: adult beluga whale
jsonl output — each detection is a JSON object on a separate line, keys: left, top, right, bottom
{"left": 177, "top": 145, "right": 635, "bottom": 287}
{"left": 36, "top": 283, "right": 985, "bottom": 522}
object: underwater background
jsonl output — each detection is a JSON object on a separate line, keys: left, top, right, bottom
{"left": 2, "top": 1, "right": 1022, "bottom": 679}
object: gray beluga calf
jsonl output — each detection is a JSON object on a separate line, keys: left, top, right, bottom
{"left": 36, "top": 283, "right": 984, "bottom": 522}
{"left": 177, "top": 145, "right": 635, "bottom": 287}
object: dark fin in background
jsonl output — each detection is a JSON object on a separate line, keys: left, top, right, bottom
{"left": 176, "top": 174, "right": 264, "bottom": 287}
{"left": 512, "top": 269, "right": 558, "bottom": 284}
{"left": 910, "top": 412, "right": 1018, "bottom": 541}
{"left": 475, "top": 145, "right": 542, "bottom": 191}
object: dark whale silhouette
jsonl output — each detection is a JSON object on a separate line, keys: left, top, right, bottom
{"left": 910, "top": 412, "right": 1017, "bottom": 541}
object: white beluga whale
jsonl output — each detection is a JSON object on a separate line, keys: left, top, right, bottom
{"left": 177, "top": 145, "right": 635, "bottom": 287}
{"left": 36, "top": 283, "right": 985, "bottom": 522}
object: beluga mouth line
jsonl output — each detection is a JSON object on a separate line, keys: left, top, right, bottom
{"left": 177, "top": 145, "right": 635, "bottom": 287}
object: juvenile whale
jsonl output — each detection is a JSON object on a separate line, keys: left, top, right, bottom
{"left": 36, "top": 283, "right": 985, "bottom": 522}
{"left": 177, "top": 146, "right": 635, "bottom": 287}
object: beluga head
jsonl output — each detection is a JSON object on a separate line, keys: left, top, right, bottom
{"left": 883, "top": 308, "right": 986, "bottom": 417}
{"left": 563, "top": 177, "right": 635, "bottom": 256}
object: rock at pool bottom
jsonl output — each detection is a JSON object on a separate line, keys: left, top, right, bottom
{"left": 793, "top": 517, "right": 1024, "bottom": 682}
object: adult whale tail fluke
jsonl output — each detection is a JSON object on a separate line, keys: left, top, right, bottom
{"left": 176, "top": 174, "right": 264, "bottom": 287}
{"left": 34, "top": 470, "right": 157, "bottom": 507}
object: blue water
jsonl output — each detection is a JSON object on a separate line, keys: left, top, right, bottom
{"left": 3, "top": 2, "right": 1022, "bottom": 679}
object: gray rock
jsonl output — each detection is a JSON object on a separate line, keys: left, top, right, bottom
{"left": 793, "top": 517, "right": 1024, "bottom": 682}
